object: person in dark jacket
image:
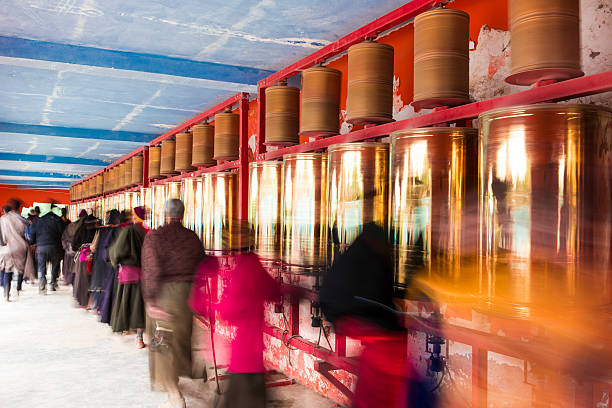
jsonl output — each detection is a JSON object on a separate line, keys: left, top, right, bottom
{"left": 29, "top": 204, "right": 64, "bottom": 294}
{"left": 320, "top": 223, "right": 431, "bottom": 408}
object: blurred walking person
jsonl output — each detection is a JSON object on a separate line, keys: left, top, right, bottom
{"left": 320, "top": 223, "right": 433, "bottom": 408}
{"left": 29, "top": 204, "right": 64, "bottom": 294}
{"left": 61, "top": 209, "right": 87, "bottom": 285}
{"left": 0, "top": 204, "right": 29, "bottom": 301}
{"left": 90, "top": 209, "right": 121, "bottom": 315}
{"left": 214, "top": 220, "right": 281, "bottom": 408}
{"left": 141, "top": 199, "right": 205, "bottom": 408}
{"left": 109, "top": 206, "right": 149, "bottom": 348}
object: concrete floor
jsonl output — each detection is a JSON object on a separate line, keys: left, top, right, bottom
{"left": 0, "top": 283, "right": 340, "bottom": 408}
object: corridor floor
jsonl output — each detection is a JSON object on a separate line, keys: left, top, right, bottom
{"left": 0, "top": 284, "right": 340, "bottom": 408}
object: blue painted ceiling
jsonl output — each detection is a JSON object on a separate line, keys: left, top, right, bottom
{"left": 0, "top": 0, "right": 408, "bottom": 189}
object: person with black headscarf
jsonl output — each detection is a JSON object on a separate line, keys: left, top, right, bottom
{"left": 320, "top": 223, "right": 433, "bottom": 408}
{"left": 72, "top": 213, "right": 99, "bottom": 307}
{"left": 90, "top": 210, "right": 121, "bottom": 315}
{"left": 61, "top": 209, "right": 87, "bottom": 286}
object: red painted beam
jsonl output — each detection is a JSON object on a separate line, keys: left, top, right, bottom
{"left": 142, "top": 146, "right": 149, "bottom": 188}
{"left": 258, "top": 0, "right": 440, "bottom": 87}
{"left": 149, "top": 93, "right": 247, "bottom": 146}
{"left": 260, "top": 70, "right": 612, "bottom": 161}
{"left": 263, "top": 325, "right": 359, "bottom": 375}
{"left": 315, "top": 361, "right": 355, "bottom": 401}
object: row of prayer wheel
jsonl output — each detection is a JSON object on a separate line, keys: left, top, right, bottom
{"left": 102, "top": 156, "right": 144, "bottom": 193}
{"left": 148, "top": 110, "right": 241, "bottom": 179}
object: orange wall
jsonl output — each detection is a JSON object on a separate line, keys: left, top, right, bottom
{"left": 0, "top": 185, "right": 69, "bottom": 208}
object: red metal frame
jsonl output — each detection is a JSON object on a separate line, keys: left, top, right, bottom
{"left": 238, "top": 94, "right": 250, "bottom": 221}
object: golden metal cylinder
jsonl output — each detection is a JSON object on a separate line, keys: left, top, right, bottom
{"left": 202, "top": 172, "right": 239, "bottom": 253}
{"left": 213, "top": 110, "right": 239, "bottom": 160}
{"left": 182, "top": 177, "right": 203, "bottom": 238}
{"left": 160, "top": 139, "right": 178, "bottom": 175}
{"left": 300, "top": 66, "right": 341, "bottom": 137}
{"left": 124, "top": 159, "right": 133, "bottom": 188}
{"left": 328, "top": 142, "right": 389, "bottom": 258}
{"left": 118, "top": 164, "right": 126, "bottom": 189}
{"left": 175, "top": 132, "right": 195, "bottom": 172}
{"left": 132, "top": 155, "right": 143, "bottom": 185}
{"left": 249, "top": 161, "right": 283, "bottom": 263}
{"left": 479, "top": 104, "right": 612, "bottom": 318}
{"left": 140, "top": 187, "right": 152, "bottom": 228}
{"left": 346, "top": 41, "right": 394, "bottom": 125}
{"left": 96, "top": 175, "right": 103, "bottom": 196}
{"left": 165, "top": 181, "right": 182, "bottom": 201}
{"left": 124, "top": 191, "right": 139, "bottom": 213}
{"left": 281, "top": 153, "right": 328, "bottom": 273}
{"left": 507, "top": 0, "right": 583, "bottom": 85}
{"left": 151, "top": 184, "right": 166, "bottom": 229}
{"left": 389, "top": 127, "right": 479, "bottom": 297}
{"left": 413, "top": 8, "right": 470, "bottom": 109}
{"left": 265, "top": 83, "right": 300, "bottom": 146}
{"left": 192, "top": 123, "right": 215, "bottom": 167}
{"left": 149, "top": 146, "right": 161, "bottom": 179}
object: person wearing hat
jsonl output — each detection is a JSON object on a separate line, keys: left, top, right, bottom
{"left": 61, "top": 209, "right": 87, "bottom": 286}
{"left": 109, "top": 206, "right": 149, "bottom": 348}
{"left": 141, "top": 199, "right": 205, "bottom": 408}
{"left": 72, "top": 213, "right": 100, "bottom": 306}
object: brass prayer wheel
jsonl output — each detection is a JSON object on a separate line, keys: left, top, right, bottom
{"left": 124, "top": 192, "right": 139, "bottom": 213}
{"left": 327, "top": 142, "right": 389, "bottom": 259}
{"left": 175, "top": 132, "right": 195, "bottom": 172}
{"left": 213, "top": 109, "right": 240, "bottom": 160}
{"left": 151, "top": 184, "right": 166, "bottom": 229}
{"left": 202, "top": 172, "right": 239, "bottom": 253}
{"left": 131, "top": 155, "right": 143, "bottom": 185}
{"left": 124, "top": 159, "right": 133, "bottom": 188}
{"left": 346, "top": 41, "right": 394, "bottom": 125}
{"left": 479, "top": 104, "right": 612, "bottom": 318}
{"left": 140, "top": 187, "right": 152, "bottom": 228}
{"left": 192, "top": 123, "right": 215, "bottom": 167}
{"left": 160, "top": 139, "right": 178, "bottom": 175}
{"left": 118, "top": 164, "right": 125, "bottom": 190}
{"left": 96, "top": 175, "right": 103, "bottom": 196}
{"left": 249, "top": 161, "right": 283, "bottom": 263}
{"left": 300, "top": 66, "right": 341, "bottom": 137}
{"left": 182, "top": 177, "right": 203, "bottom": 238}
{"left": 265, "top": 82, "right": 300, "bottom": 146}
{"left": 281, "top": 153, "right": 328, "bottom": 273}
{"left": 413, "top": 8, "right": 470, "bottom": 109}
{"left": 166, "top": 181, "right": 182, "bottom": 201}
{"left": 389, "top": 127, "right": 479, "bottom": 298}
{"left": 506, "top": 0, "right": 583, "bottom": 85}
{"left": 149, "top": 146, "right": 161, "bottom": 179}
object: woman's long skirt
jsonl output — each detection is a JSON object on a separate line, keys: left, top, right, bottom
{"left": 99, "top": 271, "right": 117, "bottom": 324}
{"left": 73, "top": 260, "right": 90, "bottom": 307}
{"left": 110, "top": 282, "right": 145, "bottom": 332}
{"left": 62, "top": 252, "right": 75, "bottom": 285}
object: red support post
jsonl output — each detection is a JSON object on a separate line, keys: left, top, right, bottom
{"left": 256, "top": 84, "right": 266, "bottom": 157}
{"left": 238, "top": 93, "right": 250, "bottom": 221}
{"left": 142, "top": 146, "right": 149, "bottom": 188}
{"left": 472, "top": 347, "right": 488, "bottom": 408}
